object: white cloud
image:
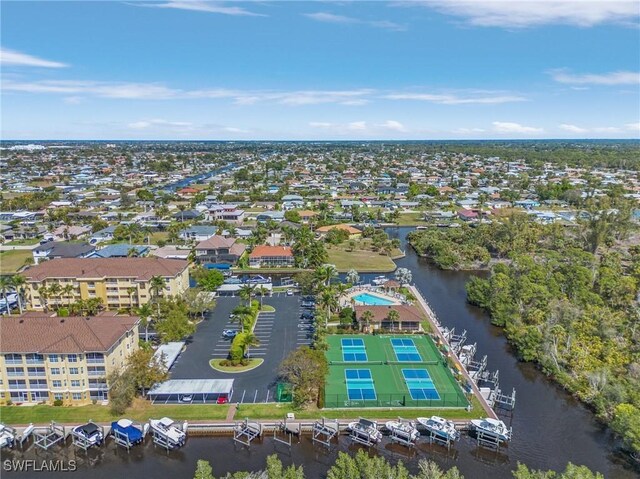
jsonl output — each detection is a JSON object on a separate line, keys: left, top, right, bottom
{"left": 593, "top": 126, "right": 622, "bottom": 133}
{"left": 347, "top": 121, "right": 367, "bottom": 131}
{"left": 384, "top": 92, "right": 526, "bottom": 104}
{"left": 63, "top": 96, "right": 84, "bottom": 104}
{"left": 0, "top": 48, "right": 68, "bottom": 68}
{"left": 550, "top": 69, "right": 640, "bottom": 85}
{"left": 559, "top": 123, "right": 588, "bottom": 133}
{"left": 626, "top": 122, "right": 640, "bottom": 132}
{"left": 309, "top": 122, "right": 334, "bottom": 128}
{"left": 453, "top": 127, "right": 486, "bottom": 134}
{"left": 492, "top": 121, "right": 542, "bottom": 134}
{"left": 135, "top": 1, "right": 265, "bottom": 16}
{"left": 304, "top": 12, "right": 406, "bottom": 31}
{"left": 406, "top": 0, "right": 639, "bottom": 28}
{"left": 128, "top": 119, "right": 192, "bottom": 129}
{"left": 378, "top": 120, "right": 406, "bottom": 132}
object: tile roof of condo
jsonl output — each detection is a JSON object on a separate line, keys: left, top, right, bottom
{"left": 0, "top": 313, "right": 139, "bottom": 353}
{"left": 23, "top": 257, "right": 188, "bottom": 281}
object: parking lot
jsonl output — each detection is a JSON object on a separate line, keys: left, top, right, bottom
{"left": 169, "top": 294, "right": 313, "bottom": 403}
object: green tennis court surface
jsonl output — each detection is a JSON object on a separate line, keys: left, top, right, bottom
{"left": 325, "top": 334, "right": 469, "bottom": 409}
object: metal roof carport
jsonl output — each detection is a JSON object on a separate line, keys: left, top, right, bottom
{"left": 147, "top": 379, "right": 234, "bottom": 404}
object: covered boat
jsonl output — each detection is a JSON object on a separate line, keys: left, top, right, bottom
{"left": 385, "top": 419, "right": 420, "bottom": 442}
{"left": 110, "top": 419, "right": 148, "bottom": 446}
{"left": 417, "top": 416, "right": 460, "bottom": 442}
{"left": 372, "top": 276, "right": 387, "bottom": 285}
{"left": 149, "top": 417, "right": 186, "bottom": 449}
{"left": 72, "top": 421, "right": 103, "bottom": 448}
{"left": 470, "top": 418, "right": 511, "bottom": 443}
{"left": 347, "top": 418, "right": 382, "bottom": 443}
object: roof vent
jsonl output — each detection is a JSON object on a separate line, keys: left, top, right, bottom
{"left": 19, "top": 319, "right": 24, "bottom": 323}
{"left": 60, "top": 319, "right": 65, "bottom": 323}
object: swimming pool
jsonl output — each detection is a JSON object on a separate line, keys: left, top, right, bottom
{"left": 352, "top": 293, "right": 395, "bottom": 306}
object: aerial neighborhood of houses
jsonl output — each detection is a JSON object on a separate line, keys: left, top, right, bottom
{"left": 0, "top": 141, "right": 638, "bottom": 412}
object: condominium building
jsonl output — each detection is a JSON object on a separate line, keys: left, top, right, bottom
{"left": 0, "top": 313, "right": 139, "bottom": 405}
{"left": 23, "top": 257, "right": 190, "bottom": 311}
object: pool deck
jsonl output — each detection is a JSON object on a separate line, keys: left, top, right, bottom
{"left": 340, "top": 287, "right": 402, "bottom": 308}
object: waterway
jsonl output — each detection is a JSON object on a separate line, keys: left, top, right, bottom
{"left": 3, "top": 227, "right": 638, "bottom": 478}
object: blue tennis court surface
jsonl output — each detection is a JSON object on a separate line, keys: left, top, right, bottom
{"left": 391, "top": 338, "right": 422, "bottom": 362}
{"left": 402, "top": 369, "right": 440, "bottom": 400}
{"left": 342, "top": 338, "right": 368, "bottom": 362}
{"left": 345, "top": 369, "right": 376, "bottom": 400}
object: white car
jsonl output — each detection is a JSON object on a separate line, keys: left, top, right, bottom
{"left": 286, "top": 289, "right": 294, "bottom": 296}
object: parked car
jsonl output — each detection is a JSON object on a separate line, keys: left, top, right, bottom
{"left": 286, "top": 289, "right": 294, "bottom": 296}
{"left": 301, "top": 311, "right": 314, "bottom": 320}
{"left": 216, "top": 396, "right": 229, "bottom": 404}
{"left": 222, "top": 329, "right": 238, "bottom": 339}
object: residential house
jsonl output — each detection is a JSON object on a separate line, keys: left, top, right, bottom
{"left": 179, "top": 225, "right": 217, "bottom": 242}
{"left": 195, "top": 236, "right": 245, "bottom": 265}
{"left": 315, "top": 224, "right": 362, "bottom": 239}
{"left": 0, "top": 312, "right": 139, "bottom": 405}
{"left": 87, "top": 244, "right": 149, "bottom": 258}
{"left": 23, "top": 257, "right": 190, "bottom": 311}
{"left": 249, "top": 245, "right": 294, "bottom": 268}
{"left": 32, "top": 242, "right": 96, "bottom": 265}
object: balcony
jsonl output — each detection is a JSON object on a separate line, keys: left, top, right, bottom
{"left": 87, "top": 358, "right": 104, "bottom": 364}
{"left": 25, "top": 359, "right": 44, "bottom": 365}
{"left": 27, "top": 371, "right": 46, "bottom": 377}
{"left": 88, "top": 382, "right": 108, "bottom": 390}
{"left": 6, "top": 371, "right": 24, "bottom": 377}
{"left": 9, "top": 384, "right": 27, "bottom": 390}
{"left": 28, "top": 383, "right": 49, "bottom": 390}
{"left": 5, "top": 359, "right": 23, "bottom": 365}
{"left": 88, "top": 369, "right": 106, "bottom": 377}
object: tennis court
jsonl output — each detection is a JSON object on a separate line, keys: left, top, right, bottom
{"left": 325, "top": 334, "right": 468, "bottom": 409}
{"left": 341, "top": 338, "right": 368, "bottom": 362}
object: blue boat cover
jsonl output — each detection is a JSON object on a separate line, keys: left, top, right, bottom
{"left": 110, "top": 421, "right": 143, "bottom": 442}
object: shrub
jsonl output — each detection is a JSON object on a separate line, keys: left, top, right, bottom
{"left": 53, "top": 399, "right": 63, "bottom": 407}
{"left": 229, "top": 332, "right": 247, "bottom": 361}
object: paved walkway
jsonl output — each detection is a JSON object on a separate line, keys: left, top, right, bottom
{"left": 226, "top": 403, "right": 237, "bottom": 421}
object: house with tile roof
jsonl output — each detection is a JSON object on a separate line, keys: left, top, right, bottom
{"left": 248, "top": 245, "right": 294, "bottom": 268}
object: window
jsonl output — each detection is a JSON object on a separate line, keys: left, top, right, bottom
{"left": 29, "top": 379, "right": 48, "bottom": 389}
{"left": 52, "top": 380, "right": 62, "bottom": 388}
{"left": 70, "top": 380, "right": 80, "bottom": 387}
{"left": 67, "top": 354, "right": 78, "bottom": 363}
{"left": 69, "top": 368, "right": 79, "bottom": 375}
{"left": 25, "top": 353, "right": 44, "bottom": 364}
{"left": 27, "top": 367, "right": 46, "bottom": 376}
{"left": 6, "top": 367, "right": 23, "bottom": 377}
{"left": 49, "top": 354, "right": 59, "bottom": 363}
{"left": 54, "top": 393, "right": 63, "bottom": 400}
{"left": 5, "top": 354, "right": 22, "bottom": 364}
{"left": 72, "top": 393, "right": 82, "bottom": 400}
{"left": 50, "top": 368, "right": 61, "bottom": 375}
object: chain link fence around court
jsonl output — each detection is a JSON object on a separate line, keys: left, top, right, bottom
{"left": 323, "top": 392, "right": 469, "bottom": 409}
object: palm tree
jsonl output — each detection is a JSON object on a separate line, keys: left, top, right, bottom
{"left": 0, "top": 275, "right": 12, "bottom": 314}
{"left": 254, "top": 286, "right": 268, "bottom": 307}
{"left": 39, "top": 285, "right": 50, "bottom": 312}
{"left": 238, "top": 284, "right": 254, "bottom": 307}
{"left": 345, "top": 269, "right": 360, "bottom": 286}
{"left": 319, "top": 288, "right": 338, "bottom": 326}
{"left": 127, "top": 247, "right": 139, "bottom": 257}
{"left": 149, "top": 275, "right": 166, "bottom": 317}
{"left": 137, "top": 303, "right": 153, "bottom": 342}
{"left": 315, "top": 264, "right": 338, "bottom": 287}
{"left": 240, "top": 333, "right": 260, "bottom": 358}
{"left": 47, "top": 283, "right": 62, "bottom": 311}
{"left": 387, "top": 309, "right": 400, "bottom": 331}
{"left": 9, "top": 275, "right": 26, "bottom": 314}
{"left": 360, "top": 310, "right": 374, "bottom": 333}
{"left": 126, "top": 286, "right": 137, "bottom": 311}
{"left": 62, "top": 284, "right": 75, "bottom": 307}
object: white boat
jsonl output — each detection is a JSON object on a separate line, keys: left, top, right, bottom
{"left": 417, "top": 416, "right": 460, "bottom": 442}
{"left": 149, "top": 417, "right": 186, "bottom": 448}
{"left": 0, "top": 423, "right": 16, "bottom": 449}
{"left": 385, "top": 419, "right": 420, "bottom": 442}
{"left": 72, "top": 421, "right": 104, "bottom": 447}
{"left": 347, "top": 418, "right": 382, "bottom": 443}
{"left": 470, "top": 418, "right": 511, "bottom": 443}
{"left": 371, "top": 275, "right": 387, "bottom": 286}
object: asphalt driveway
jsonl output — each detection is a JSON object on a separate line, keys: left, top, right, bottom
{"left": 169, "top": 295, "right": 310, "bottom": 403}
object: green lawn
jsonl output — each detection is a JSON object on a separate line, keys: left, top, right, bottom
{"left": 0, "top": 250, "right": 33, "bottom": 274}
{"left": 210, "top": 358, "right": 264, "bottom": 373}
{"left": 235, "top": 399, "right": 483, "bottom": 421}
{"left": 0, "top": 402, "right": 230, "bottom": 425}
{"left": 148, "top": 231, "right": 169, "bottom": 244}
{"left": 327, "top": 247, "right": 396, "bottom": 272}
{"left": 395, "top": 212, "right": 427, "bottom": 226}
{"left": 5, "top": 238, "right": 40, "bottom": 246}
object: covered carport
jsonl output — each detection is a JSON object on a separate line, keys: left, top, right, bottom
{"left": 147, "top": 379, "right": 234, "bottom": 404}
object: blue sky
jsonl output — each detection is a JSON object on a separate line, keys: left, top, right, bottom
{"left": 1, "top": 1, "right": 639, "bottom": 140}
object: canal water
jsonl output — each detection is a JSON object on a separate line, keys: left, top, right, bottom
{"left": 3, "top": 227, "right": 637, "bottom": 478}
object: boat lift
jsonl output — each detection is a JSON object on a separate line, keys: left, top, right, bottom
{"left": 466, "top": 355, "right": 488, "bottom": 381}
{"left": 150, "top": 420, "right": 187, "bottom": 451}
{"left": 17, "top": 424, "right": 35, "bottom": 449}
{"left": 491, "top": 388, "right": 517, "bottom": 412}
{"left": 71, "top": 422, "right": 105, "bottom": 451}
{"left": 112, "top": 421, "right": 149, "bottom": 451}
{"left": 458, "top": 343, "right": 477, "bottom": 366}
{"left": 475, "top": 427, "right": 512, "bottom": 450}
{"left": 33, "top": 422, "right": 65, "bottom": 450}
{"left": 311, "top": 418, "right": 339, "bottom": 447}
{"left": 450, "top": 330, "right": 468, "bottom": 354}
{"left": 273, "top": 415, "right": 301, "bottom": 447}
{"left": 349, "top": 421, "right": 379, "bottom": 448}
{"left": 233, "top": 418, "right": 263, "bottom": 447}
{"left": 388, "top": 418, "right": 418, "bottom": 448}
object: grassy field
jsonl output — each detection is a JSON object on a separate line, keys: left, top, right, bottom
{"left": 235, "top": 399, "right": 483, "bottom": 421}
{"left": 261, "top": 305, "right": 275, "bottom": 312}
{"left": 0, "top": 250, "right": 32, "bottom": 274}
{"left": 148, "top": 231, "right": 169, "bottom": 244}
{"left": 210, "top": 358, "right": 264, "bottom": 373}
{"left": 5, "top": 239, "right": 39, "bottom": 246}
{"left": 327, "top": 247, "right": 396, "bottom": 272}
{"left": 395, "top": 212, "right": 427, "bottom": 226}
{"left": 0, "top": 400, "right": 230, "bottom": 425}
